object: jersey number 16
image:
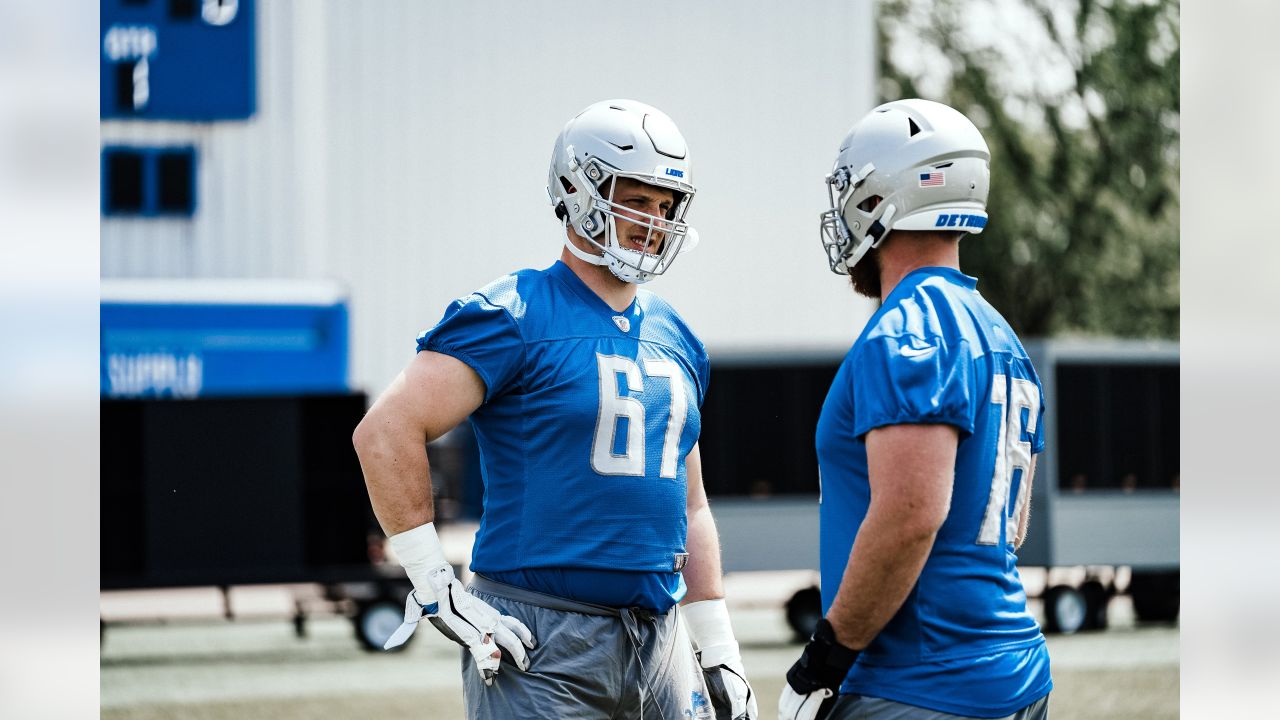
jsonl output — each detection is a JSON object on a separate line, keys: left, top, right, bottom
{"left": 977, "top": 374, "right": 1040, "bottom": 547}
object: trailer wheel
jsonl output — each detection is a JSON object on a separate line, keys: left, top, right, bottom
{"left": 1080, "top": 580, "right": 1110, "bottom": 631}
{"left": 1129, "top": 570, "right": 1179, "bottom": 623}
{"left": 785, "top": 586, "right": 822, "bottom": 643}
{"left": 354, "top": 597, "right": 409, "bottom": 652}
{"left": 1043, "top": 585, "right": 1087, "bottom": 635}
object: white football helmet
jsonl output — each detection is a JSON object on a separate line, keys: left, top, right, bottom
{"left": 820, "top": 98, "right": 991, "bottom": 274}
{"left": 547, "top": 99, "right": 698, "bottom": 284}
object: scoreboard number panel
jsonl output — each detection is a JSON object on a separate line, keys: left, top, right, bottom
{"left": 100, "top": 0, "right": 256, "bottom": 120}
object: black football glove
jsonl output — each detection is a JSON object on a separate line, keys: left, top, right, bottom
{"left": 777, "top": 618, "right": 860, "bottom": 720}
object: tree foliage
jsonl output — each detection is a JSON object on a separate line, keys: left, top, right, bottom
{"left": 878, "top": 0, "right": 1179, "bottom": 338}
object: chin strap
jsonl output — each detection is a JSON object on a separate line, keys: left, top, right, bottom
{"left": 561, "top": 216, "right": 609, "bottom": 266}
{"left": 868, "top": 203, "right": 898, "bottom": 249}
{"left": 564, "top": 233, "right": 609, "bottom": 266}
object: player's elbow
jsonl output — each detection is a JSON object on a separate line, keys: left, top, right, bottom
{"left": 352, "top": 407, "right": 389, "bottom": 460}
{"left": 900, "top": 512, "right": 947, "bottom": 545}
{"left": 876, "top": 492, "right": 950, "bottom": 543}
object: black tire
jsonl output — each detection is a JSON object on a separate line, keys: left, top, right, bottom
{"left": 1080, "top": 580, "right": 1110, "bottom": 631}
{"left": 293, "top": 609, "right": 308, "bottom": 639}
{"left": 1043, "top": 585, "right": 1088, "bottom": 635}
{"left": 785, "top": 586, "right": 822, "bottom": 643}
{"left": 354, "top": 597, "right": 410, "bottom": 652}
{"left": 1129, "top": 570, "right": 1179, "bottom": 623}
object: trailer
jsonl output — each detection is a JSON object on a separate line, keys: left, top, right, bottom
{"left": 1015, "top": 339, "right": 1180, "bottom": 633}
{"left": 100, "top": 280, "right": 414, "bottom": 651}
{"left": 692, "top": 339, "right": 1179, "bottom": 638}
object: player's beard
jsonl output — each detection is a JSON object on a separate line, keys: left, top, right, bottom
{"left": 848, "top": 246, "right": 881, "bottom": 299}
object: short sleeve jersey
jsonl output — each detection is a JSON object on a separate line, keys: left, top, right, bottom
{"left": 417, "top": 262, "right": 709, "bottom": 594}
{"left": 815, "top": 267, "right": 1052, "bottom": 717}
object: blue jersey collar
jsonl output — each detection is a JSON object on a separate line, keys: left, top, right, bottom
{"left": 546, "top": 260, "right": 641, "bottom": 318}
{"left": 889, "top": 266, "right": 977, "bottom": 296}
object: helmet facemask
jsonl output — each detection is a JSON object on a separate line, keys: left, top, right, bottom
{"left": 559, "top": 152, "right": 698, "bottom": 284}
{"left": 819, "top": 162, "right": 896, "bottom": 275}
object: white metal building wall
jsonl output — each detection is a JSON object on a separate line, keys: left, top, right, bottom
{"left": 101, "top": 1, "right": 877, "bottom": 396}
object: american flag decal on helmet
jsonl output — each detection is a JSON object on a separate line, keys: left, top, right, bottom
{"left": 919, "top": 171, "right": 945, "bottom": 187}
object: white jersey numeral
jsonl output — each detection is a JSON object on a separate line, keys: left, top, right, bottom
{"left": 643, "top": 358, "right": 687, "bottom": 479}
{"left": 591, "top": 354, "right": 687, "bottom": 479}
{"left": 977, "top": 374, "right": 1040, "bottom": 546}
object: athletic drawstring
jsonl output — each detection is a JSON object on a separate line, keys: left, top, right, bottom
{"left": 620, "top": 607, "right": 669, "bottom": 720}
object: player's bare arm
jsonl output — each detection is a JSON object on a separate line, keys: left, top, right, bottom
{"left": 1015, "top": 456, "right": 1038, "bottom": 550}
{"left": 680, "top": 442, "right": 759, "bottom": 718}
{"left": 681, "top": 443, "right": 725, "bottom": 603}
{"left": 824, "top": 423, "right": 957, "bottom": 649}
{"left": 354, "top": 350, "right": 532, "bottom": 678}
{"left": 353, "top": 350, "right": 485, "bottom": 535}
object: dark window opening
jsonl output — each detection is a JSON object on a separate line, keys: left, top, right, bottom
{"left": 102, "top": 145, "right": 198, "bottom": 218}
{"left": 114, "top": 62, "right": 136, "bottom": 113}
{"left": 105, "top": 150, "right": 145, "bottom": 213}
{"left": 1056, "top": 362, "right": 1179, "bottom": 492}
{"left": 699, "top": 362, "right": 839, "bottom": 497}
{"left": 157, "top": 150, "right": 194, "bottom": 213}
{"left": 168, "top": 0, "right": 198, "bottom": 20}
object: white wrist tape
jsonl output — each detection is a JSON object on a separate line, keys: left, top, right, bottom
{"left": 683, "top": 598, "right": 741, "bottom": 665}
{"left": 387, "top": 522, "right": 451, "bottom": 604}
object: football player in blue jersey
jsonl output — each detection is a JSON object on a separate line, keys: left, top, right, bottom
{"left": 777, "top": 99, "right": 1053, "bottom": 720}
{"left": 354, "top": 99, "right": 757, "bottom": 720}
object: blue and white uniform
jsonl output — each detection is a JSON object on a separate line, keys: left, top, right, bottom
{"left": 816, "top": 267, "right": 1053, "bottom": 718}
{"left": 417, "top": 260, "right": 709, "bottom": 613}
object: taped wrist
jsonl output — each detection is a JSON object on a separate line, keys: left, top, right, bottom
{"left": 387, "top": 523, "right": 452, "bottom": 605}
{"left": 786, "top": 618, "right": 860, "bottom": 693}
{"left": 683, "top": 598, "right": 741, "bottom": 667}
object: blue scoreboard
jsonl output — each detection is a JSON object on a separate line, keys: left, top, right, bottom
{"left": 100, "top": 0, "right": 256, "bottom": 120}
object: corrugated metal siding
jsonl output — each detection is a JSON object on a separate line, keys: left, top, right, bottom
{"left": 101, "top": 1, "right": 877, "bottom": 395}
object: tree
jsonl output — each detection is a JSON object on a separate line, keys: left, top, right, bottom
{"left": 878, "top": 0, "right": 1179, "bottom": 338}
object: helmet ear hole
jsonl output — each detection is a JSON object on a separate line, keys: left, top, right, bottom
{"left": 857, "top": 195, "right": 883, "bottom": 213}
{"left": 559, "top": 176, "right": 577, "bottom": 194}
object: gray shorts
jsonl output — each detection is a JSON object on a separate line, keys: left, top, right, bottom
{"left": 461, "top": 575, "right": 711, "bottom": 720}
{"left": 828, "top": 693, "right": 1049, "bottom": 720}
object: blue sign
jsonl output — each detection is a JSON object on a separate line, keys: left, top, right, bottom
{"left": 101, "top": 297, "right": 349, "bottom": 398}
{"left": 101, "top": 0, "right": 256, "bottom": 120}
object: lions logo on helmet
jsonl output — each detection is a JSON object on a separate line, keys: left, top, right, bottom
{"left": 547, "top": 99, "right": 699, "bottom": 284}
{"left": 820, "top": 98, "right": 991, "bottom": 275}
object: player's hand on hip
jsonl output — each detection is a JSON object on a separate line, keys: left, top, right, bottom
{"left": 683, "top": 599, "right": 759, "bottom": 719}
{"left": 778, "top": 618, "right": 859, "bottom": 720}
{"left": 699, "top": 647, "right": 758, "bottom": 719}
{"left": 381, "top": 523, "right": 534, "bottom": 685}
{"left": 383, "top": 564, "right": 536, "bottom": 685}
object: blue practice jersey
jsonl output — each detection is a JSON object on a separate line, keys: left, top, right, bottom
{"left": 417, "top": 261, "right": 709, "bottom": 612}
{"left": 815, "top": 267, "right": 1053, "bottom": 717}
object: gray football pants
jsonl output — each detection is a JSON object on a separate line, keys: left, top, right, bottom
{"left": 461, "top": 575, "right": 712, "bottom": 720}
{"left": 828, "top": 693, "right": 1050, "bottom": 720}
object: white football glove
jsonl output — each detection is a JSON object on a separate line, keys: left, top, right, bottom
{"left": 684, "top": 599, "right": 758, "bottom": 720}
{"left": 777, "top": 618, "right": 859, "bottom": 720}
{"left": 382, "top": 523, "right": 536, "bottom": 686}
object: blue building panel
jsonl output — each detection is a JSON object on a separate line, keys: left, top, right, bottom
{"left": 101, "top": 301, "right": 349, "bottom": 398}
